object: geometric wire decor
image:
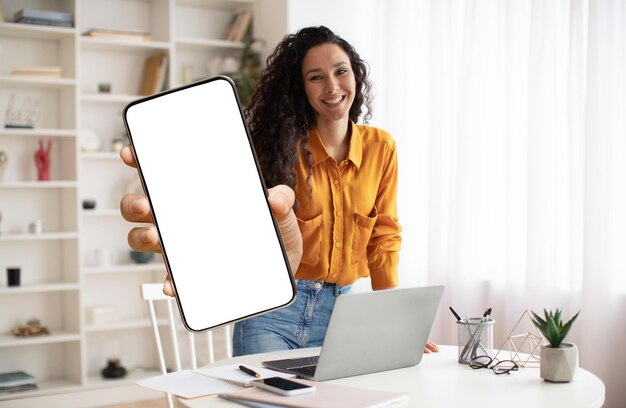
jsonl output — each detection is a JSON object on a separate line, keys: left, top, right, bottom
{"left": 492, "top": 310, "right": 547, "bottom": 368}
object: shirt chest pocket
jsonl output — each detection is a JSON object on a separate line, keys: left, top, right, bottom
{"left": 351, "top": 208, "right": 379, "bottom": 264}
{"left": 297, "top": 213, "right": 324, "bottom": 267}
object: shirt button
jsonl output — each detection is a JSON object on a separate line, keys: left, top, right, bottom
{"left": 332, "top": 274, "right": 337, "bottom": 278}
{"left": 335, "top": 242, "right": 341, "bottom": 248}
{"left": 336, "top": 210, "right": 342, "bottom": 216}
{"left": 333, "top": 179, "right": 339, "bottom": 185}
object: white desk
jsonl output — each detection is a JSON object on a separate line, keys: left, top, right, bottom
{"left": 180, "top": 345, "right": 605, "bottom": 407}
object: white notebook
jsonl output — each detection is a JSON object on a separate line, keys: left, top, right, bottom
{"left": 219, "top": 380, "right": 407, "bottom": 408}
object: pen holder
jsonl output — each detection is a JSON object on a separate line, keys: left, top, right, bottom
{"left": 457, "top": 317, "right": 494, "bottom": 364}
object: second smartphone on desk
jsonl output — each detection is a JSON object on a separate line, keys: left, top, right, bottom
{"left": 250, "top": 377, "right": 315, "bottom": 396}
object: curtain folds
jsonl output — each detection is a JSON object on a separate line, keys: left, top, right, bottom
{"left": 381, "top": 1, "right": 625, "bottom": 406}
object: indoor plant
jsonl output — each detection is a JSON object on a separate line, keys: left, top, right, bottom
{"left": 530, "top": 309, "right": 580, "bottom": 382}
{"left": 221, "top": 38, "right": 262, "bottom": 107}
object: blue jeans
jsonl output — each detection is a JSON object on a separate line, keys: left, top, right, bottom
{"left": 233, "top": 279, "right": 352, "bottom": 356}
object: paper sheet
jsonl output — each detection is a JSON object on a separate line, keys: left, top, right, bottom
{"left": 136, "top": 370, "right": 241, "bottom": 399}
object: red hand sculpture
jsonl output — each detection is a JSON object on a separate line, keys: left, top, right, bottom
{"left": 34, "top": 140, "right": 52, "bottom": 181}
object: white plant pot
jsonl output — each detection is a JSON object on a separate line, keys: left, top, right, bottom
{"left": 540, "top": 343, "right": 578, "bottom": 382}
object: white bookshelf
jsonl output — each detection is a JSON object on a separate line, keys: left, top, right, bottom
{"left": 0, "top": 0, "right": 283, "bottom": 404}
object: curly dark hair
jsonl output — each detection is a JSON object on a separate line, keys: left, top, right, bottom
{"left": 245, "top": 26, "right": 373, "bottom": 192}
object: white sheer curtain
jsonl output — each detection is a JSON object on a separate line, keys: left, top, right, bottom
{"left": 378, "top": 1, "right": 625, "bottom": 406}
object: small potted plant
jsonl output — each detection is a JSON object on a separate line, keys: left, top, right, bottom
{"left": 530, "top": 308, "right": 580, "bottom": 382}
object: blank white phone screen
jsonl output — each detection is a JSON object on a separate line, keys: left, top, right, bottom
{"left": 123, "top": 77, "right": 296, "bottom": 332}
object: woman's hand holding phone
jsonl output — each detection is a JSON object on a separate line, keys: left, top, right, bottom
{"left": 119, "top": 145, "right": 303, "bottom": 297}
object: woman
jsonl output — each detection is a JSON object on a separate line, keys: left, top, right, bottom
{"left": 120, "top": 26, "right": 438, "bottom": 355}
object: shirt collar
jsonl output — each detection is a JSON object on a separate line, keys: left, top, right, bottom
{"left": 308, "top": 121, "right": 362, "bottom": 169}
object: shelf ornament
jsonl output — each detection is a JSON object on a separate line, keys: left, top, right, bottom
{"left": 0, "top": 150, "right": 7, "bottom": 182}
{"left": 34, "top": 140, "right": 51, "bottom": 181}
{"left": 4, "top": 94, "right": 40, "bottom": 129}
{"left": 492, "top": 309, "right": 547, "bottom": 368}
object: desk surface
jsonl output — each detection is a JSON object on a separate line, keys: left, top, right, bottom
{"left": 180, "top": 345, "right": 605, "bottom": 408}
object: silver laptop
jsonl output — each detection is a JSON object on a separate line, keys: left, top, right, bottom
{"left": 262, "top": 285, "right": 444, "bottom": 381}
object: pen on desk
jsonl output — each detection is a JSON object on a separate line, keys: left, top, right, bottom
{"left": 449, "top": 306, "right": 462, "bottom": 321}
{"left": 239, "top": 365, "right": 261, "bottom": 378}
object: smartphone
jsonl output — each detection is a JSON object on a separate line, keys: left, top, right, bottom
{"left": 122, "top": 76, "right": 297, "bottom": 332}
{"left": 250, "top": 377, "right": 315, "bottom": 396}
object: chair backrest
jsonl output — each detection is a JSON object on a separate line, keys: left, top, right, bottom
{"left": 141, "top": 282, "right": 232, "bottom": 373}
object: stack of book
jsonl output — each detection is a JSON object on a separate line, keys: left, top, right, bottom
{"left": 14, "top": 9, "right": 74, "bottom": 28}
{"left": 223, "top": 11, "right": 253, "bottom": 42}
{"left": 12, "top": 66, "right": 62, "bottom": 78}
{"left": 0, "top": 371, "right": 37, "bottom": 394}
{"left": 83, "top": 28, "right": 152, "bottom": 42}
{"left": 139, "top": 53, "right": 168, "bottom": 96}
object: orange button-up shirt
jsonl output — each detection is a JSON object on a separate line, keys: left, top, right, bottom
{"left": 294, "top": 122, "right": 402, "bottom": 290}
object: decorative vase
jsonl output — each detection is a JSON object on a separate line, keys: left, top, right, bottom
{"left": 101, "top": 358, "right": 127, "bottom": 379}
{"left": 130, "top": 250, "right": 154, "bottom": 264}
{"left": 540, "top": 343, "right": 578, "bottom": 382}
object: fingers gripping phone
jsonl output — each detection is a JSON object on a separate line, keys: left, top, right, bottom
{"left": 122, "top": 76, "right": 297, "bottom": 332}
{"left": 250, "top": 377, "right": 315, "bottom": 396}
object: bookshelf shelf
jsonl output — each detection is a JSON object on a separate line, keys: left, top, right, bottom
{"left": 0, "top": 75, "right": 76, "bottom": 88}
{"left": 81, "top": 93, "right": 140, "bottom": 104}
{"left": 0, "top": 283, "right": 80, "bottom": 295}
{"left": 175, "top": 37, "right": 245, "bottom": 50}
{"left": 0, "top": 379, "right": 81, "bottom": 401}
{"left": 0, "top": 22, "right": 75, "bottom": 40}
{"left": 85, "top": 317, "right": 167, "bottom": 333}
{"left": 82, "top": 208, "right": 121, "bottom": 217}
{"left": 0, "top": 232, "right": 79, "bottom": 241}
{"left": 0, "top": 332, "right": 81, "bottom": 348}
{"left": 178, "top": 0, "right": 254, "bottom": 7}
{"left": 85, "top": 368, "right": 161, "bottom": 387}
{"left": 0, "top": 181, "right": 78, "bottom": 189}
{"left": 81, "top": 152, "right": 120, "bottom": 160}
{"left": 0, "top": 128, "right": 77, "bottom": 138}
{"left": 80, "top": 37, "right": 171, "bottom": 52}
{"left": 83, "top": 263, "right": 166, "bottom": 275}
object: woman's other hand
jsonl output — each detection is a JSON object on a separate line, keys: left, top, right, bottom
{"left": 423, "top": 340, "right": 440, "bottom": 354}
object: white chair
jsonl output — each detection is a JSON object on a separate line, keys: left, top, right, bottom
{"left": 141, "top": 283, "right": 232, "bottom": 408}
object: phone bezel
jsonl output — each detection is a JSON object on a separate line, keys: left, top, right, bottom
{"left": 250, "top": 377, "right": 315, "bottom": 396}
{"left": 122, "top": 76, "right": 297, "bottom": 332}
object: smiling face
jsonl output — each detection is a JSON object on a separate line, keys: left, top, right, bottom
{"left": 302, "top": 43, "right": 356, "bottom": 126}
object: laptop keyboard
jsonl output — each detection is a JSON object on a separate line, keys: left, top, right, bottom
{"left": 287, "top": 364, "right": 317, "bottom": 378}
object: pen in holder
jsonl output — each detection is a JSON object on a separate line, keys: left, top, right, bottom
{"left": 457, "top": 317, "right": 494, "bottom": 364}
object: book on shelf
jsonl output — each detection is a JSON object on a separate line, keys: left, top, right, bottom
{"left": 14, "top": 8, "right": 74, "bottom": 27}
{"left": 0, "top": 383, "right": 38, "bottom": 394}
{"left": 15, "top": 17, "right": 74, "bottom": 27}
{"left": 12, "top": 66, "right": 62, "bottom": 78}
{"left": 15, "top": 8, "right": 72, "bottom": 22}
{"left": 0, "top": 371, "right": 37, "bottom": 394}
{"left": 139, "top": 54, "right": 168, "bottom": 96}
{"left": 224, "top": 11, "right": 253, "bottom": 42}
{"left": 222, "top": 13, "right": 238, "bottom": 40}
{"left": 83, "top": 28, "right": 152, "bottom": 42}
